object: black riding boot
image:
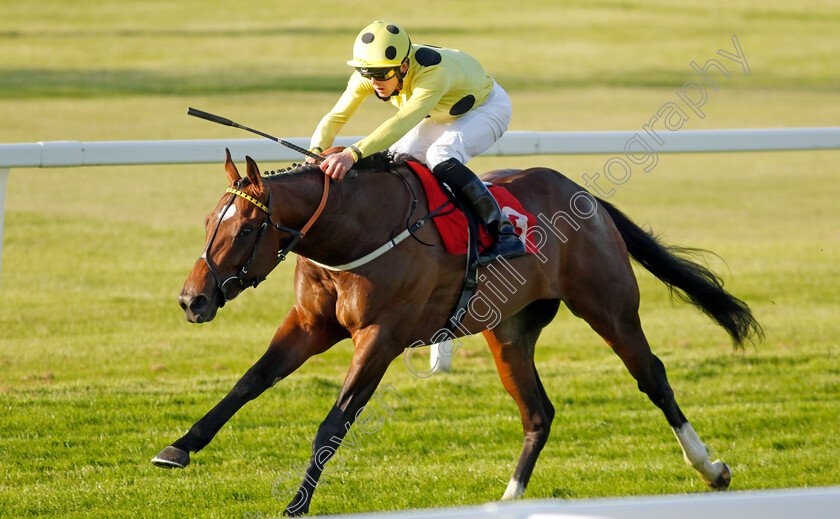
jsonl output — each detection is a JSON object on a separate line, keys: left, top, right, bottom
{"left": 433, "top": 158, "right": 527, "bottom": 266}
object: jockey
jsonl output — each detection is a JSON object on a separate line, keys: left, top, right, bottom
{"left": 309, "top": 20, "right": 526, "bottom": 265}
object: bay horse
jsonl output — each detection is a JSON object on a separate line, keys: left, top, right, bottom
{"left": 152, "top": 149, "right": 762, "bottom": 515}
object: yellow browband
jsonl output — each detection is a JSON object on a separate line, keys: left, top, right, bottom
{"left": 226, "top": 188, "right": 269, "bottom": 214}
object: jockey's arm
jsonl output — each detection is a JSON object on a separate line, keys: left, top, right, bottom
{"left": 309, "top": 74, "right": 370, "bottom": 159}
{"left": 350, "top": 86, "right": 444, "bottom": 159}
{"left": 313, "top": 66, "right": 448, "bottom": 178}
{"left": 321, "top": 89, "right": 443, "bottom": 181}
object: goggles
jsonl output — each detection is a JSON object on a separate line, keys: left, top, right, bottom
{"left": 357, "top": 67, "right": 399, "bottom": 81}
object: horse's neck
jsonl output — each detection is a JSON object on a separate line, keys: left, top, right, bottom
{"left": 272, "top": 168, "right": 411, "bottom": 266}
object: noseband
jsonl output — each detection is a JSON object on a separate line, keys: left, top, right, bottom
{"left": 200, "top": 173, "right": 330, "bottom": 306}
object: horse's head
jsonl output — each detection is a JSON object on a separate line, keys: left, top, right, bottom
{"left": 179, "top": 149, "right": 289, "bottom": 323}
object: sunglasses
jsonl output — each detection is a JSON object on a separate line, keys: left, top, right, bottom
{"left": 357, "top": 67, "right": 398, "bottom": 81}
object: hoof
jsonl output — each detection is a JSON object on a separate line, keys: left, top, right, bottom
{"left": 151, "top": 446, "right": 190, "bottom": 469}
{"left": 706, "top": 460, "right": 731, "bottom": 490}
{"left": 283, "top": 491, "right": 310, "bottom": 516}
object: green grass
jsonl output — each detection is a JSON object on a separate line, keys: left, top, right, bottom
{"left": 1, "top": 1, "right": 839, "bottom": 517}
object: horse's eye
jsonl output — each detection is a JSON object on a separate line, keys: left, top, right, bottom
{"left": 238, "top": 225, "right": 254, "bottom": 238}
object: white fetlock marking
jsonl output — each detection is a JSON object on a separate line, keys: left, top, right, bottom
{"left": 501, "top": 478, "right": 526, "bottom": 500}
{"left": 672, "top": 422, "right": 722, "bottom": 483}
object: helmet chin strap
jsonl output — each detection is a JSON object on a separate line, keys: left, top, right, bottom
{"left": 376, "top": 60, "right": 408, "bottom": 101}
{"left": 376, "top": 82, "right": 402, "bottom": 101}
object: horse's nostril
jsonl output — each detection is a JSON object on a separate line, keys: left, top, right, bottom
{"left": 189, "top": 295, "right": 209, "bottom": 315}
{"left": 178, "top": 293, "right": 192, "bottom": 312}
{"left": 179, "top": 293, "right": 208, "bottom": 316}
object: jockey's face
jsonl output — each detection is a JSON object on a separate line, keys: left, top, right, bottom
{"left": 364, "top": 61, "right": 409, "bottom": 98}
{"left": 370, "top": 75, "right": 399, "bottom": 97}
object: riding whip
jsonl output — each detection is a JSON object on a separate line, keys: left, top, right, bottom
{"left": 187, "top": 107, "right": 325, "bottom": 163}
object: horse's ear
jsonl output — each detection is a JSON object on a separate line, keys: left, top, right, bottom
{"left": 245, "top": 156, "right": 264, "bottom": 193}
{"left": 224, "top": 148, "right": 241, "bottom": 186}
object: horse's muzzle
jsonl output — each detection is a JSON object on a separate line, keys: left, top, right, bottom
{"left": 179, "top": 290, "right": 219, "bottom": 323}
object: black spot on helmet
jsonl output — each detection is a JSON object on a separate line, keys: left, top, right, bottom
{"left": 348, "top": 21, "right": 412, "bottom": 68}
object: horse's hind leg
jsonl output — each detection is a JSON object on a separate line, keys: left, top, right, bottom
{"left": 564, "top": 260, "right": 731, "bottom": 489}
{"left": 483, "top": 298, "right": 559, "bottom": 500}
{"left": 609, "top": 322, "right": 730, "bottom": 489}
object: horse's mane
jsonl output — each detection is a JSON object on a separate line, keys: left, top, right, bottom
{"left": 256, "top": 151, "right": 425, "bottom": 186}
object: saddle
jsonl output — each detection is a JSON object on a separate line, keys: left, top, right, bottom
{"left": 401, "top": 160, "right": 538, "bottom": 256}
{"left": 397, "top": 160, "right": 537, "bottom": 334}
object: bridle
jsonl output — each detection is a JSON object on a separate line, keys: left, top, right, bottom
{"left": 199, "top": 173, "right": 330, "bottom": 306}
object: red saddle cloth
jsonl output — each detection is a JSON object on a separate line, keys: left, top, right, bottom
{"left": 405, "top": 161, "right": 538, "bottom": 256}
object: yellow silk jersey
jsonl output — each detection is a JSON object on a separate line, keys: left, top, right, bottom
{"left": 310, "top": 44, "right": 495, "bottom": 160}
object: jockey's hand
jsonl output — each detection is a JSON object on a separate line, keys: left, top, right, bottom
{"left": 320, "top": 149, "right": 356, "bottom": 181}
{"left": 305, "top": 150, "right": 322, "bottom": 164}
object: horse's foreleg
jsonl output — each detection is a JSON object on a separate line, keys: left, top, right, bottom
{"left": 483, "top": 303, "right": 556, "bottom": 501}
{"left": 284, "top": 327, "right": 402, "bottom": 516}
{"left": 152, "top": 306, "right": 344, "bottom": 469}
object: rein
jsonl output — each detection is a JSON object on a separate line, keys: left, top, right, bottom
{"left": 307, "top": 201, "right": 450, "bottom": 271}
{"left": 307, "top": 163, "right": 450, "bottom": 271}
{"left": 201, "top": 173, "right": 329, "bottom": 305}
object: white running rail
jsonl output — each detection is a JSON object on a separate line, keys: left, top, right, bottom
{"left": 2, "top": 127, "right": 839, "bottom": 320}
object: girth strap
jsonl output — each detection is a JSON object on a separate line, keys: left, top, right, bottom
{"left": 443, "top": 191, "right": 480, "bottom": 333}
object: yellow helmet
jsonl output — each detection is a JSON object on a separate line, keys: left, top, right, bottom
{"left": 347, "top": 21, "right": 411, "bottom": 68}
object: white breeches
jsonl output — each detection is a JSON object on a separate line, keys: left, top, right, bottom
{"left": 389, "top": 81, "right": 512, "bottom": 169}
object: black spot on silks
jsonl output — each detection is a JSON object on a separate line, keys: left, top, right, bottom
{"left": 361, "top": 32, "right": 375, "bottom": 44}
{"left": 449, "top": 94, "right": 476, "bottom": 116}
{"left": 386, "top": 25, "right": 400, "bottom": 34}
{"left": 415, "top": 47, "right": 442, "bottom": 67}
{"left": 385, "top": 46, "right": 397, "bottom": 60}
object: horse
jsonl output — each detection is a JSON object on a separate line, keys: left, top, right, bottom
{"left": 152, "top": 148, "right": 762, "bottom": 515}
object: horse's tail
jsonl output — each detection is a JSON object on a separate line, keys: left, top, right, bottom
{"left": 598, "top": 198, "right": 763, "bottom": 349}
